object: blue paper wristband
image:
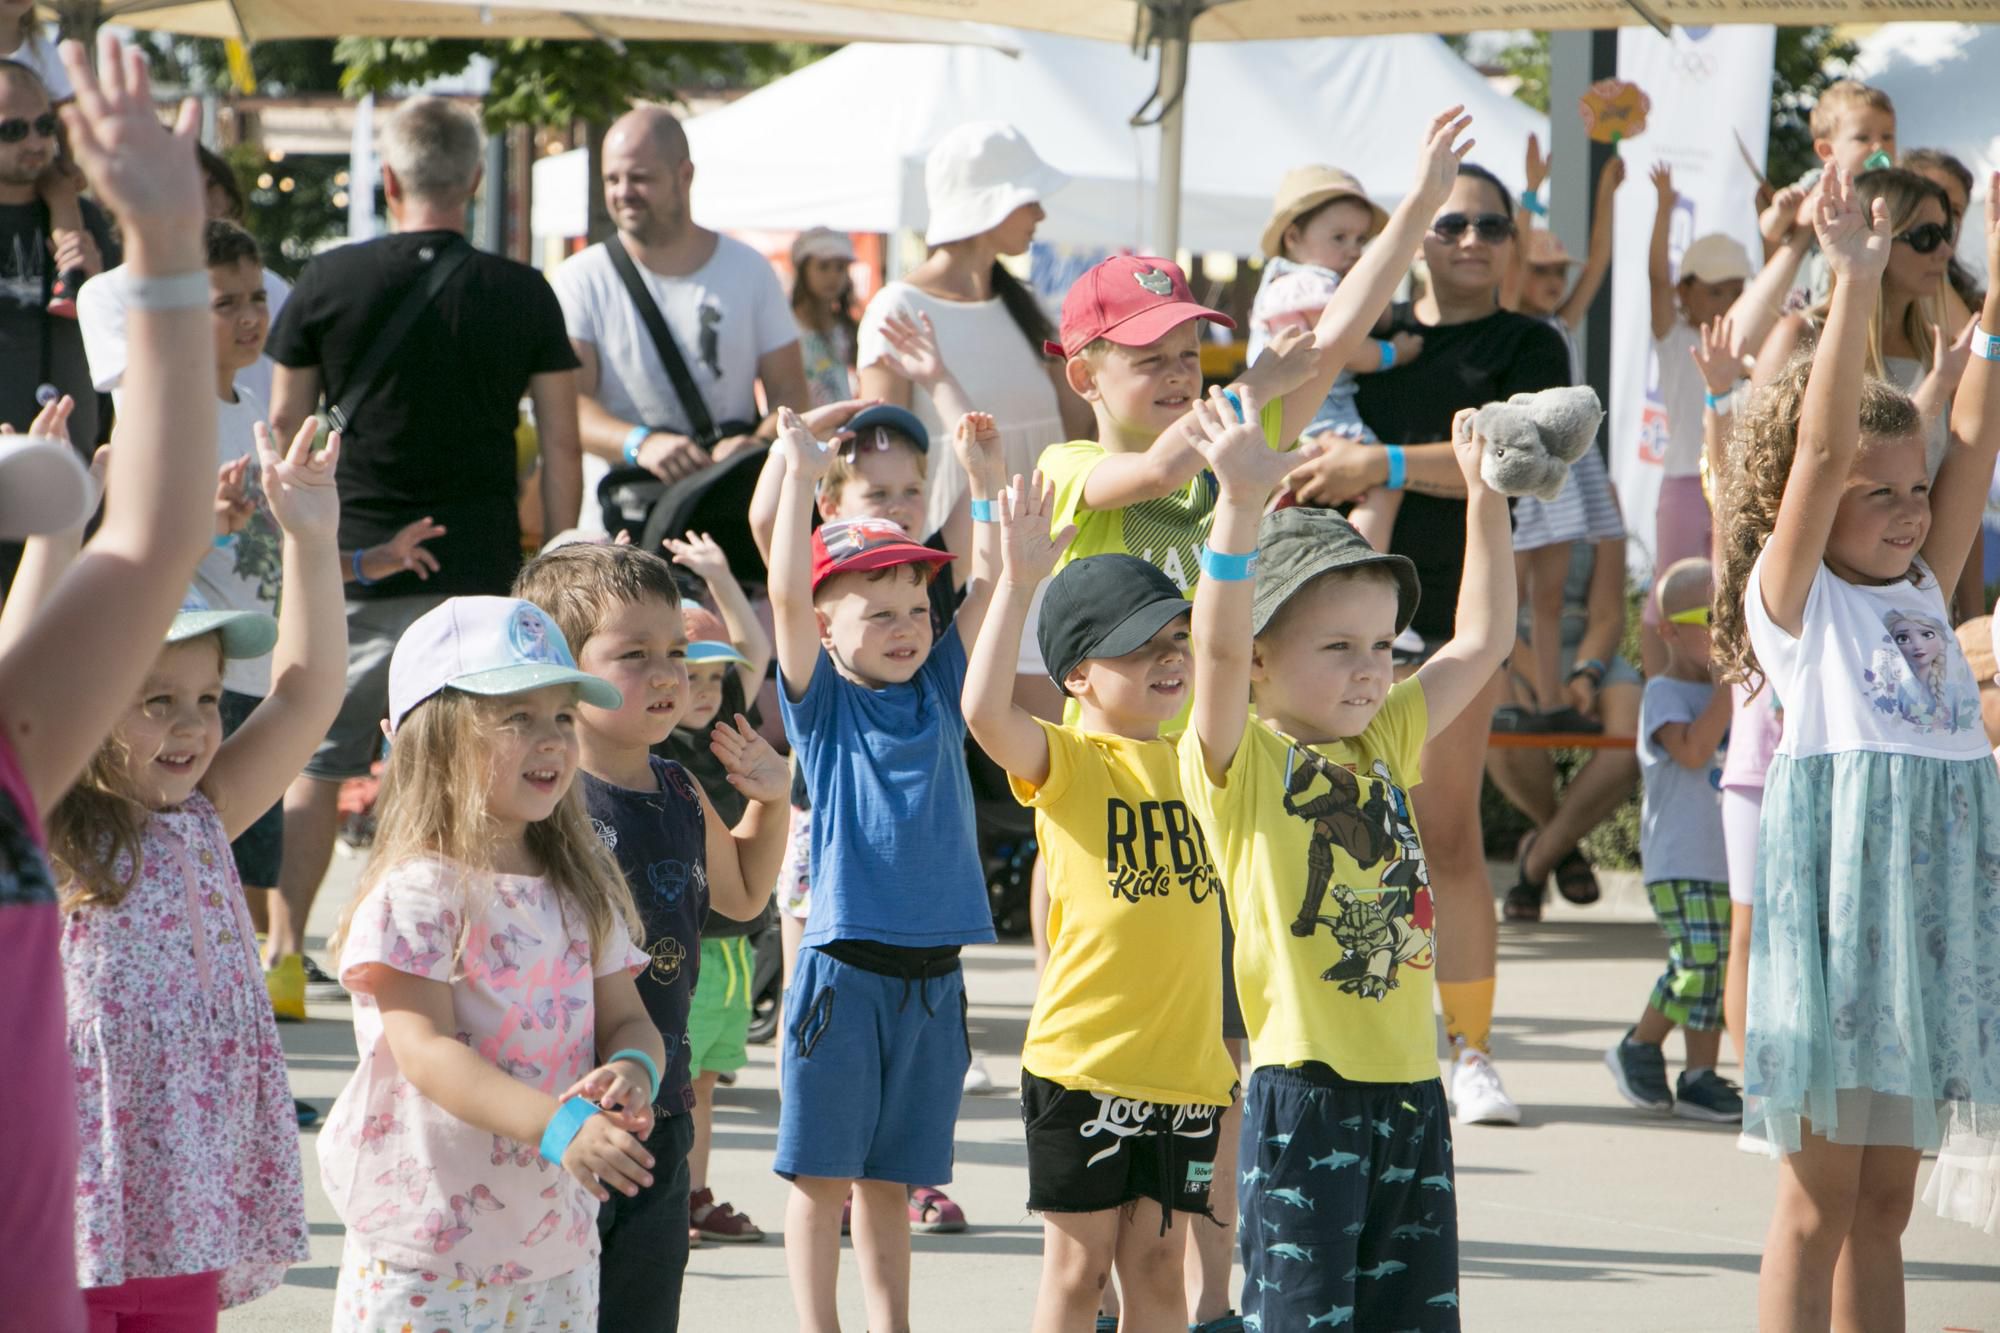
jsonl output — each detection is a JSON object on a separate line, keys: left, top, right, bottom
{"left": 1221, "top": 389, "right": 1244, "bottom": 421}
{"left": 1520, "top": 188, "right": 1548, "bottom": 217}
{"left": 606, "top": 1047, "right": 661, "bottom": 1103}
{"left": 969, "top": 498, "right": 997, "bottom": 523}
{"left": 622, "top": 424, "right": 651, "bottom": 467}
{"left": 351, "top": 547, "right": 377, "bottom": 587}
{"left": 214, "top": 533, "right": 234, "bottom": 548}
{"left": 1378, "top": 340, "right": 1397, "bottom": 372}
{"left": 538, "top": 1096, "right": 601, "bottom": 1165}
{"left": 1198, "top": 544, "right": 1257, "bottom": 582}
{"left": 1704, "top": 391, "right": 1731, "bottom": 413}
{"left": 1382, "top": 444, "right": 1406, "bottom": 492}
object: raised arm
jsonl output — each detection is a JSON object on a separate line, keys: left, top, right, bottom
{"left": 1690, "top": 314, "right": 1742, "bottom": 487}
{"left": 874, "top": 312, "right": 975, "bottom": 426}
{"left": 963, "top": 474, "right": 1071, "bottom": 787}
{"left": 700, "top": 717, "right": 789, "bottom": 921}
{"left": 1763, "top": 170, "right": 1893, "bottom": 634}
{"left": 950, "top": 412, "right": 1006, "bottom": 654}
{"left": 663, "top": 531, "right": 772, "bottom": 692}
{"left": 0, "top": 398, "right": 88, "bottom": 658}
{"left": 529, "top": 369, "right": 583, "bottom": 535}
{"left": 1648, "top": 163, "right": 1679, "bottom": 341}
{"left": 1412, "top": 410, "right": 1516, "bottom": 734}
{"left": 1728, "top": 228, "right": 1813, "bottom": 368}
{"left": 1923, "top": 174, "right": 2000, "bottom": 595}
{"left": 768, "top": 407, "right": 832, "bottom": 699}
{"left": 1559, "top": 155, "right": 1626, "bottom": 330}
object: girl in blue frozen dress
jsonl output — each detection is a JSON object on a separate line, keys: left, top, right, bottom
{"left": 1713, "top": 167, "right": 2000, "bottom": 1330}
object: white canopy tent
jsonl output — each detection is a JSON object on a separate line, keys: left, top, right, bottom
{"left": 680, "top": 29, "right": 1548, "bottom": 258}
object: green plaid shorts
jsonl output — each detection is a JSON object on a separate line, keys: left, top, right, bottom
{"left": 1645, "top": 878, "right": 1730, "bottom": 1030}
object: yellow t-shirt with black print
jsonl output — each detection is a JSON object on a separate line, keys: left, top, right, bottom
{"left": 1013, "top": 720, "right": 1237, "bottom": 1108}
{"left": 1179, "top": 680, "right": 1438, "bottom": 1083}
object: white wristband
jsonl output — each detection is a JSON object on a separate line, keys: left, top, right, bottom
{"left": 1973, "top": 325, "right": 2000, "bottom": 363}
{"left": 123, "top": 270, "right": 211, "bottom": 312}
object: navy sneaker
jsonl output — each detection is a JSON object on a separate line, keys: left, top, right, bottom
{"left": 1674, "top": 1069, "right": 1744, "bottom": 1123}
{"left": 1604, "top": 1032, "right": 1673, "bottom": 1111}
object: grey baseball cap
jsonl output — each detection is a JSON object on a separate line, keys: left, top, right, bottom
{"left": 1250, "top": 507, "right": 1420, "bottom": 636}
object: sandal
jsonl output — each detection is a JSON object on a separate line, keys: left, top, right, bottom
{"left": 909, "top": 1185, "right": 966, "bottom": 1233}
{"left": 690, "top": 1186, "right": 765, "bottom": 1243}
{"left": 1553, "top": 846, "right": 1601, "bottom": 905}
{"left": 1502, "top": 832, "right": 1545, "bottom": 923}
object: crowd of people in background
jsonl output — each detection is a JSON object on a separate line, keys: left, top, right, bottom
{"left": 1, "top": 24, "right": 1997, "bottom": 1333}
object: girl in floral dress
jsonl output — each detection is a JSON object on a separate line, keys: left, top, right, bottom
{"left": 1712, "top": 169, "right": 2000, "bottom": 1329}
{"left": 317, "top": 595, "right": 665, "bottom": 1332}
{"left": 45, "top": 420, "right": 348, "bottom": 1330}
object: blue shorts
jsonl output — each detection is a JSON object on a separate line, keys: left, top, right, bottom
{"left": 1240, "top": 1064, "right": 1460, "bottom": 1330}
{"left": 773, "top": 945, "right": 969, "bottom": 1185}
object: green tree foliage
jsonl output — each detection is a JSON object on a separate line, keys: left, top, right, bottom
{"left": 138, "top": 35, "right": 344, "bottom": 95}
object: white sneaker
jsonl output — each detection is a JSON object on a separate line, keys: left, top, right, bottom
{"left": 1392, "top": 626, "right": 1427, "bottom": 657}
{"left": 962, "top": 1059, "right": 995, "bottom": 1094}
{"left": 1450, "top": 1041, "right": 1522, "bottom": 1125}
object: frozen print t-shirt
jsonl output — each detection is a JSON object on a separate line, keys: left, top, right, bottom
{"left": 319, "top": 857, "right": 647, "bottom": 1283}
{"left": 1746, "top": 552, "right": 1988, "bottom": 761}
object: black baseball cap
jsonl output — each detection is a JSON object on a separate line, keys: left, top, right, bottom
{"left": 1251, "top": 507, "right": 1420, "bottom": 636}
{"left": 1038, "top": 554, "right": 1192, "bottom": 695}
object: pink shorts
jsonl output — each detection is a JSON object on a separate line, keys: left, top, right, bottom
{"left": 84, "top": 1271, "right": 220, "bottom": 1333}
{"left": 1645, "top": 475, "right": 1713, "bottom": 628}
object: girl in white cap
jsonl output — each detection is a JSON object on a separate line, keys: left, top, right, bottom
{"left": 790, "top": 227, "right": 860, "bottom": 408}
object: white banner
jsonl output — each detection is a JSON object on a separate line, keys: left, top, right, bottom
{"left": 1608, "top": 25, "right": 1775, "bottom": 582}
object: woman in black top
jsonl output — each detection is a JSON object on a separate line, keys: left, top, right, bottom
{"left": 1287, "top": 163, "right": 1568, "bottom": 1126}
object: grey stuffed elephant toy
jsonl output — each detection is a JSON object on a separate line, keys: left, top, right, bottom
{"left": 1468, "top": 386, "right": 1605, "bottom": 502}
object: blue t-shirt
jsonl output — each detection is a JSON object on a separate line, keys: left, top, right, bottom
{"left": 582, "top": 755, "right": 706, "bottom": 1114}
{"left": 1637, "top": 676, "right": 1729, "bottom": 884}
{"left": 779, "top": 629, "right": 994, "bottom": 949}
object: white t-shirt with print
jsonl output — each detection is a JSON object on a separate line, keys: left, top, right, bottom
{"left": 196, "top": 385, "right": 280, "bottom": 697}
{"left": 552, "top": 235, "right": 797, "bottom": 534}
{"left": 1747, "top": 550, "right": 1988, "bottom": 761}
{"left": 77, "top": 263, "right": 292, "bottom": 410}
{"left": 1655, "top": 320, "right": 1706, "bottom": 478}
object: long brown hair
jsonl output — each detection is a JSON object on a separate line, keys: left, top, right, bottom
{"left": 48, "top": 735, "right": 151, "bottom": 912}
{"left": 329, "top": 687, "right": 642, "bottom": 965}
{"left": 1712, "top": 350, "right": 1923, "bottom": 689}
{"left": 790, "top": 255, "right": 858, "bottom": 354}
{"left": 1805, "top": 169, "right": 1953, "bottom": 376}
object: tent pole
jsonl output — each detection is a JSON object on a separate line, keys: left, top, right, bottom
{"left": 1134, "top": 0, "right": 1197, "bottom": 258}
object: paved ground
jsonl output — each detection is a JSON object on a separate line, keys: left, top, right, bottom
{"left": 225, "top": 846, "right": 1998, "bottom": 1331}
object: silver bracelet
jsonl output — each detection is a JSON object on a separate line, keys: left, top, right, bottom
{"left": 123, "top": 270, "right": 211, "bottom": 312}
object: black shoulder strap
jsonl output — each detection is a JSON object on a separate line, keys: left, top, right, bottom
{"left": 327, "top": 236, "right": 475, "bottom": 437}
{"left": 604, "top": 234, "right": 718, "bottom": 447}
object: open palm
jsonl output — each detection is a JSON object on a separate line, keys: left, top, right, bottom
{"left": 256, "top": 420, "right": 340, "bottom": 543}
{"left": 999, "top": 473, "right": 1073, "bottom": 586}
{"left": 1814, "top": 169, "right": 1891, "bottom": 281}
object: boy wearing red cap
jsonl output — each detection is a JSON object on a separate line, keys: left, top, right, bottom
{"left": 765, "top": 403, "right": 1003, "bottom": 1332}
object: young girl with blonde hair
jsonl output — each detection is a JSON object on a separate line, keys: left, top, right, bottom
{"left": 318, "top": 596, "right": 666, "bottom": 1331}
{"left": 1713, "top": 168, "right": 2000, "bottom": 1330}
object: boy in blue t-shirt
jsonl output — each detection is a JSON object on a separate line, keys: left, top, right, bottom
{"left": 767, "top": 403, "right": 1003, "bottom": 1331}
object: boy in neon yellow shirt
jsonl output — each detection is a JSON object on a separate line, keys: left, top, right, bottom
{"left": 963, "top": 474, "right": 1237, "bottom": 1333}
{"left": 1176, "top": 367, "right": 1512, "bottom": 1326}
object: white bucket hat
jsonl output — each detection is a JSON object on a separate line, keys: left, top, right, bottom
{"left": 923, "top": 122, "right": 1068, "bottom": 247}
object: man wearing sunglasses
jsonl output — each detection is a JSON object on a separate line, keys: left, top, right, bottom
{"left": 0, "top": 61, "right": 113, "bottom": 478}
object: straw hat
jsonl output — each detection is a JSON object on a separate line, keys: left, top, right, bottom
{"left": 791, "top": 227, "right": 856, "bottom": 266}
{"left": 1524, "top": 229, "right": 1579, "bottom": 268}
{"left": 1258, "top": 165, "right": 1388, "bottom": 261}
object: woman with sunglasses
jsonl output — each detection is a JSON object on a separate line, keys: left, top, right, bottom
{"left": 1287, "top": 161, "right": 1570, "bottom": 1128}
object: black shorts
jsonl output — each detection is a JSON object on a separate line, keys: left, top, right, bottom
{"left": 219, "top": 690, "right": 283, "bottom": 888}
{"left": 1021, "top": 1070, "right": 1224, "bottom": 1220}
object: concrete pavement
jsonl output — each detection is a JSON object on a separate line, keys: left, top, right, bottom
{"left": 223, "top": 847, "right": 1998, "bottom": 1331}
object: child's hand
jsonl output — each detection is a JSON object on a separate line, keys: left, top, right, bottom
{"left": 1814, "top": 168, "right": 1891, "bottom": 281}
{"left": 559, "top": 1110, "right": 655, "bottom": 1202}
{"left": 1524, "top": 132, "right": 1549, "bottom": 197}
{"left": 36, "top": 156, "right": 83, "bottom": 208}
{"left": 798, "top": 397, "right": 880, "bottom": 440}
{"left": 1921, "top": 316, "right": 1979, "bottom": 403}
{"left": 1690, "top": 315, "right": 1742, "bottom": 397}
{"left": 1238, "top": 327, "right": 1319, "bottom": 401}
{"left": 57, "top": 35, "right": 203, "bottom": 233}
{"left": 369, "top": 515, "right": 446, "bottom": 582}
{"left": 877, "top": 311, "right": 951, "bottom": 388}
{"left": 1650, "top": 162, "right": 1677, "bottom": 213}
{"left": 775, "top": 406, "right": 832, "bottom": 483}
{"left": 952, "top": 410, "right": 1004, "bottom": 492}
{"left": 1410, "top": 106, "right": 1475, "bottom": 214}
{"left": 1759, "top": 182, "right": 1810, "bottom": 247}
{"left": 998, "top": 471, "right": 1074, "bottom": 589}
{"left": 1451, "top": 407, "right": 1491, "bottom": 498}
{"left": 710, "top": 714, "right": 790, "bottom": 803}
{"left": 1595, "top": 154, "right": 1626, "bottom": 202}
{"left": 1389, "top": 331, "right": 1424, "bottom": 366}
{"left": 561, "top": 1063, "right": 656, "bottom": 1135}
{"left": 214, "top": 455, "right": 254, "bottom": 537}
{"left": 20, "top": 392, "right": 75, "bottom": 448}
{"left": 255, "top": 419, "right": 340, "bottom": 543}
{"left": 662, "top": 530, "right": 737, "bottom": 591}
{"left": 1186, "top": 386, "right": 1311, "bottom": 502}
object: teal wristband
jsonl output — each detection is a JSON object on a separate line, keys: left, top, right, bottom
{"left": 214, "top": 533, "right": 234, "bottom": 548}
{"left": 1520, "top": 188, "right": 1547, "bottom": 217}
{"left": 1198, "top": 544, "right": 1257, "bottom": 582}
{"left": 1221, "top": 389, "right": 1244, "bottom": 421}
{"left": 538, "top": 1096, "right": 600, "bottom": 1165}
{"left": 1704, "top": 391, "right": 1730, "bottom": 413}
{"left": 607, "top": 1047, "right": 661, "bottom": 1103}
{"left": 969, "top": 498, "right": 997, "bottom": 523}
{"left": 1382, "top": 444, "right": 1406, "bottom": 492}
{"left": 1378, "top": 339, "right": 1397, "bottom": 372}
{"left": 622, "top": 424, "right": 650, "bottom": 467}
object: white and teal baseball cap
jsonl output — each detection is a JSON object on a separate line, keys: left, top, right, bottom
{"left": 169, "top": 588, "right": 277, "bottom": 660}
{"left": 387, "top": 596, "right": 622, "bottom": 733}
{"left": 686, "top": 640, "right": 750, "bottom": 668}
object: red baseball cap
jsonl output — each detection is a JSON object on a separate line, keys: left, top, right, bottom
{"left": 810, "top": 517, "right": 955, "bottom": 591}
{"left": 1044, "top": 255, "right": 1235, "bottom": 360}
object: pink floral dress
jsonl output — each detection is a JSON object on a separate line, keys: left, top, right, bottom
{"left": 318, "top": 857, "right": 646, "bottom": 1295}
{"left": 61, "top": 792, "right": 308, "bottom": 1306}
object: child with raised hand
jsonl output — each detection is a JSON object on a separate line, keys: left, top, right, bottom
{"left": 40, "top": 418, "right": 345, "bottom": 1326}
{"left": 767, "top": 403, "right": 1002, "bottom": 1333}
{"left": 1178, "top": 382, "right": 1513, "bottom": 1330}
{"left": 318, "top": 595, "right": 666, "bottom": 1331}
{"left": 512, "top": 540, "right": 786, "bottom": 1325}
{"left": 1712, "top": 168, "right": 2000, "bottom": 1326}
{"left": 963, "top": 473, "right": 1236, "bottom": 1333}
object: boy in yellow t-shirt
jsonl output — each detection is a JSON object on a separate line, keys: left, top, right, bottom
{"left": 962, "top": 475, "right": 1237, "bottom": 1333}
{"left": 1176, "top": 386, "right": 1513, "bottom": 1330}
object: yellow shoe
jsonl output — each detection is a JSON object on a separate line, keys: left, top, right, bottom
{"left": 267, "top": 953, "right": 307, "bottom": 1023}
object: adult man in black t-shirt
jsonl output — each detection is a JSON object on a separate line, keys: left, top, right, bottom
{"left": 263, "top": 95, "right": 582, "bottom": 989}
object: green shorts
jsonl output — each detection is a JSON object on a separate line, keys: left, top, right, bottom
{"left": 688, "top": 935, "right": 756, "bottom": 1076}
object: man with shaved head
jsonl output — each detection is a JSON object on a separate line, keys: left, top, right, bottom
{"left": 554, "top": 102, "right": 817, "bottom": 535}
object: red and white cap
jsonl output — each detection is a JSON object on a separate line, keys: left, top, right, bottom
{"left": 810, "top": 518, "right": 954, "bottom": 591}
{"left": 1044, "top": 255, "right": 1234, "bottom": 360}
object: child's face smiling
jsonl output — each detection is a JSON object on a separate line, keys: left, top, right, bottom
{"left": 1250, "top": 575, "right": 1400, "bottom": 745}
{"left": 573, "top": 597, "right": 689, "bottom": 751}
{"left": 479, "top": 685, "right": 582, "bottom": 837}
{"left": 1285, "top": 198, "right": 1375, "bottom": 277}
{"left": 815, "top": 566, "right": 933, "bottom": 689}
{"left": 209, "top": 258, "right": 269, "bottom": 379}
{"left": 682, "top": 662, "right": 728, "bottom": 731}
{"left": 1826, "top": 431, "right": 1931, "bottom": 586}
{"left": 1065, "top": 616, "right": 1191, "bottom": 735}
{"left": 115, "top": 637, "right": 226, "bottom": 809}
{"left": 1074, "top": 323, "right": 1202, "bottom": 442}
{"left": 821, "top": 443, "right": 927, "bottom": 538}
{"left": 1819, "top": 107, "right": 1896, "bottom": 176}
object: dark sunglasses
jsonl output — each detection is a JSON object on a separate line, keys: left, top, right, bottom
{"left": 0, "top": 113, "right": 59, "bottom": 144}
{"left": 1430, "top": 212, "right": 1514, "bottom": 244}
{"left": 1894, "top": 222, "right": 1950, "bottom": 255}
